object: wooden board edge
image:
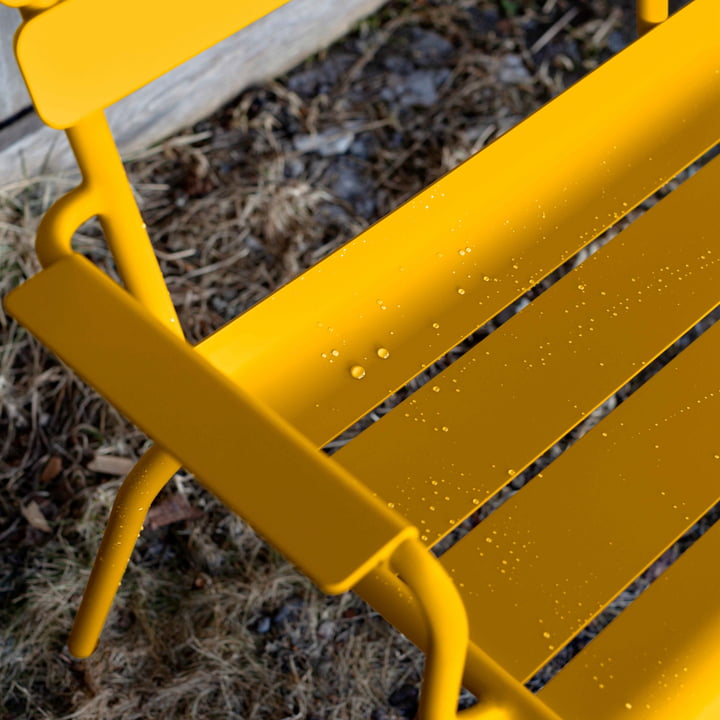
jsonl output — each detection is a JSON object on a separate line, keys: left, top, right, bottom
{"left": 0, "top": 0, "right": 388, "bottom": 186}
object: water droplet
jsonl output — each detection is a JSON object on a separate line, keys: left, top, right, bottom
{"left": 432, "top": 322, "right": 440, "bottom": 329}
{"left": 432, "top": 385, "right": 440, "bottom": 393}
{"left": 457, "top": 288, "right": 466, "bottom": 295}
{"left": 377, "top": 347, "right": 390, "bottom": 360}
{"left": 625, "top": 703, "right": 633, "bottom": 710}
{"left": 441, "top": 426, "right": 449, "bottom": 432}
{"left": 331, "top": 349, "right": 340, "bottom": 357}
{"left": 350, "top": 365, "right": 366, "bottom": 380}
{"left": 507, "top": 469, "right": 516, "bottom": 477}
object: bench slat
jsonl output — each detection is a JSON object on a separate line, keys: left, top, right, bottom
{"left": 198, "top": 0, "right": 720, "bottom": 449}
{"left": 436, "top": 315, "right": 720, "bottom": 682}
{"left": 335, "top": 152, "right": 720, "bottom": 546}
{"left": 539, "top": 519, "right": 720, "bottom": 720}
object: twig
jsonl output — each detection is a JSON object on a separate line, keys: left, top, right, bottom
{"left": 530, "top": 7, "right": 580, "bottom": 54}
{"left": 592, "top": 7, "right": 623, "bottom": 48}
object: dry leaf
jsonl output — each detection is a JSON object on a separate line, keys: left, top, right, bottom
{"left": 40, "top": 455, "right": 63, "bottom": 483}
{"left": 21, "top": 500, "right": 51, "bottom": 533}
{"left": 146, "top": 496, "right": 203, "bottom": 530}
{"left": 87, "top": 455, "right": 134, "bottom": 476}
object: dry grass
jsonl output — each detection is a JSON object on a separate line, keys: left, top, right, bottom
{"left": 0, "top": 1, "right": 700, "bottom": 718}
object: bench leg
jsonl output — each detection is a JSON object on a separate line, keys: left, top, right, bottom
{"left": 360, "top": 542, "right": 562, "bottom": 720}
{"left": 67, "top": 445, "right": 181, "bottom": 658}
{"left": 637, "top": 0, "right": 668, "bottom": 35}
{"left": 391, "top": 538, "right": 468, "bottom": 720}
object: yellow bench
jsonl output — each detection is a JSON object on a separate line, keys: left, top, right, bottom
{"left": 4, "top": 0, "right": 720, "bottom": 717}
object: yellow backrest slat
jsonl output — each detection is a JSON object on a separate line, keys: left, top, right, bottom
{"left": 14, "top": 0, "right": 292, "bottom": 128}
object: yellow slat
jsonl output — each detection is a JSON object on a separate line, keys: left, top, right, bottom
{"left": 539, "top": 519, "right": 720, "bottom": 720}
{"left": 335, "top": 152, "right": 720, "bottom": 546}
{"left": 198, "top": 0, "right": 720, "bottom": 449}
{"left": 4, "top": 255, "right": 415, "bottom": 594}
{"left": 15, "top": 0, "right": 292, "bottom": 128}
{"left": 437, "top": 316, "right": 720, "bottom": 682}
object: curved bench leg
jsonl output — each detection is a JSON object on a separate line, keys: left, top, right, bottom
{"left": 68, "top": 445, "right": 181, "bottom": 658}
{"left": 391, "top": 539, "right": 468, "bottom": 720}
{"left": 363, "top": 540, "right": 562, "bottom": 720}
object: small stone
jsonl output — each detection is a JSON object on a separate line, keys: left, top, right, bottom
{"left": 401, "top": 70, "right": 450, "bottom": 108}
{"left": 317, "top": 620, "right": 336, "bottom": 639}
{"left": 325, "top": 157, "right": 376, "bottom": 217}
{"left": 293, "top": 128, "right": 356, "bottom": 157}
{"left": 273, "top": 598, "right": 303, "bottom": 625}
{"left": 349, "top": 134, "right": 376, "bottom": 161}
{"left": 284, "top": 157, "right": 305, "bottom": 178}
{"left": 389, "top": 684, "right": 419, "bottom": 718}
{"left": 409, "top": 28, "right": 454, "bottom": 66}
{"left": 607, "top": 31, "right": 628, "bottom": 54}
{"left": 382, "top": 56, "right": 415, "bottom": 75}
{"left": 468, "top": 7, "right": 500, "bottom": 33}
{"left": 498, "top": 54, "right": 531, "bottom": 84}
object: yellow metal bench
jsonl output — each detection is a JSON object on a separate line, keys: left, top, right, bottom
{"left": 4, "top": 0, "right": 720, "bottom": 717}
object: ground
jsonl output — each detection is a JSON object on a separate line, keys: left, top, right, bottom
{"left": 0, "top": 1, "right": 704, "bottom": 719}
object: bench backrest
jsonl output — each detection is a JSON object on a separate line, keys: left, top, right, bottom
{"left": 11, "top": 0, "right": 292, "bottom": 128}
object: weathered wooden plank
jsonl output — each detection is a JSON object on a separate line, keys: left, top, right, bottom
{"left": 0, "top": 0, "right": 387, "bottom": 185}
{"left": 0, "top": 5, "right": 30, "bottom": 123}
